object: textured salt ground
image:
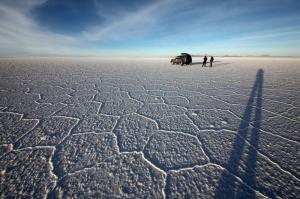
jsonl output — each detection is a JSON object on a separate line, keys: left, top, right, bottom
{"left": 0, "top": 57, "right": 299, "bottom": 198}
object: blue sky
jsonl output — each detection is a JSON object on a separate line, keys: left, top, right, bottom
{"left": 0, "top": 0, "right": 300, "bottom": 57}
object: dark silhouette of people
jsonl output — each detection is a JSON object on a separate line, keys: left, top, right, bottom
{"left": 210, "top": 56, "right": 214, "bottom": 67}
{"left": 202, "top": 56, "right": 207, "bottom": 67}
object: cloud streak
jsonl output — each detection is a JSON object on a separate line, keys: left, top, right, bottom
{"left": 0, "top": 2, "right": 79, "bottom": 56}
{"left": 0, "top": 0, "right": 181, "bottom": 56}
{"left": 0, "top": 0, "right": 299, "bottom": 57}
{"left": 0, "top": 0, "right": 184, "bottom": 56}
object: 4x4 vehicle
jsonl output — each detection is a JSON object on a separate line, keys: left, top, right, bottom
{"left": 170, "top": 53, "right": 192, "bottom": 65}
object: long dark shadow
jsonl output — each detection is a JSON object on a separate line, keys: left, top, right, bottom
{"left": 191, "top": 61, "right": 230, "bottom": 66}
{"left": 214, "top": 69, "right": 264, "bottom": 198}
{"left": 191, "top": 61, "right": 203, "bottom": 65}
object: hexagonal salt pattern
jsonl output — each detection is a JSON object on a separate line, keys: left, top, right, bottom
{"left": 0, "top": 112, "right": 38, "bottom": 144}
{"left": 166, "top": 164, "right": 267, "bottom": 199}
{"left": 144, "top": 131, "right": 209, "bottom": 171}
{"left": 49, "top": 153, "right": 166, "bottom": 198}
{"left": 113, "top": 113, "right": 158, "bottom": 152}
{"left": 15, "top": 116, "right": 79, "bottom": 148}
{"left": 0, "top": 149, "right": 56, "bottom": 198}
{"left": 0, "top": 57, "right": 299, "bottom": 198}
{"left": 54, "top": 132, "right": 119, "bottom": 175}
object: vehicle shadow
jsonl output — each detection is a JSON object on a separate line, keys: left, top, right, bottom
{"left": 191, "top": 62, "right": 204, "bottom": 65}
{"left": 191, "top": 61, "right": 232, "bottom": 66}
{"left": 214, "top": 69, "right": 264, "bottom": 198}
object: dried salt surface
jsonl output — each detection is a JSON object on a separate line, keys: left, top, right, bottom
{"left": 0, "top": 57, "right": 299, "bottom": 198}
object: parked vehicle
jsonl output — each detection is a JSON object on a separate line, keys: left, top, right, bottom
{"left": 170, "top": 53, "right": 192, "bottom": 65}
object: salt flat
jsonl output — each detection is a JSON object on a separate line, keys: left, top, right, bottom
{"left": 0, "top": 57, "right": 299, "bottom": 198}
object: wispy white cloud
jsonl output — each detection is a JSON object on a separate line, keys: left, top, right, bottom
{"left": 233, "top": 29, "right": 300, "bottom": 42}
{"left": 0, "top": 0, "right": 299, "bottom": 57}
{"left": 0, "top": 1, "right": 79, "bottom": 56}
{"left": 0, "top": 0, "right": 179, "bottom": 56}
{"left": 81, "top": 0, "right": 177, "bottom": 42}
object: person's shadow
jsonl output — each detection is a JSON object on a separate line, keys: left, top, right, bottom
{"left": 214, "top": 69, "right": 264, "bottom": 198}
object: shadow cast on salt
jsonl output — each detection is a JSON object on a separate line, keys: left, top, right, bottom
{"left": 214, "top": 69, "right": 264, "bottom": 198}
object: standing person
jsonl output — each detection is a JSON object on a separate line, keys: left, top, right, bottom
{"left": 210, "top": 56, "right": 214, "bottom": 67}
{"left": 202, "top": 56, "right": 207, "bottom": 67}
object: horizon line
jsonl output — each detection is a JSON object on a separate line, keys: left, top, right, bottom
{"left": 1, "top": 54, "right": 300, "bottom": 59}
